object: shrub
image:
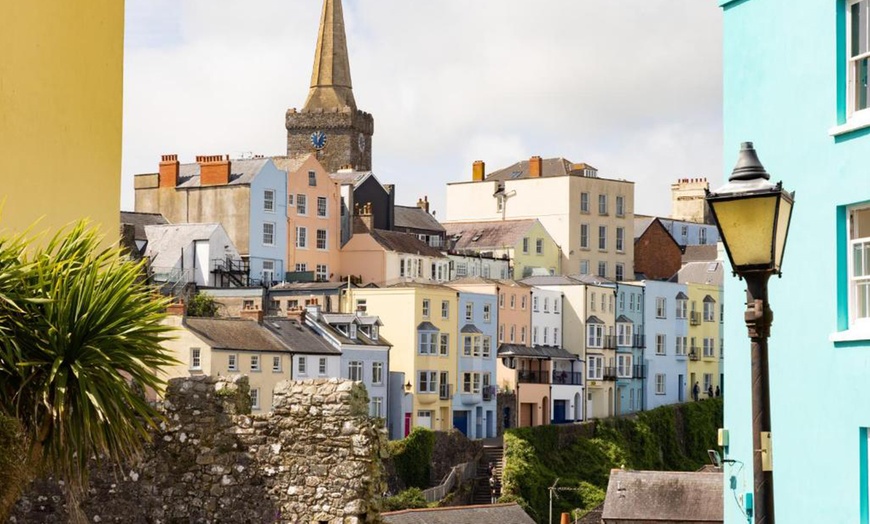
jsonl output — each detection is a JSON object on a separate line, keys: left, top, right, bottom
{"left": 386, "top": 427, "right": 436, "bottom": 489}
{"left": 187, "top": 292, "right": 218, "bottom": 317}
{"left": 382, "top": 488, "right": 428, "bottom": 511}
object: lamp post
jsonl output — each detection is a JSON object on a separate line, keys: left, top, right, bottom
{"left": 706, "top": 142, "right": 794, "bottom": 524}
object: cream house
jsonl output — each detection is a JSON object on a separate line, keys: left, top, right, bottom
{"left": 446, "top": 157, "right": 635, "bottom": 281}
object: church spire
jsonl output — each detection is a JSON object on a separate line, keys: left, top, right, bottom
{"left": 303, "top": 0, "right": 356, "bottom": 112}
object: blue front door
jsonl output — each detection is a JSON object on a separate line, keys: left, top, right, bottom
{"left": 553, "top": 400, "right": 567, "bottom": 423}
{"left": 453, "top": 410, "right": 469, "bottom": 436}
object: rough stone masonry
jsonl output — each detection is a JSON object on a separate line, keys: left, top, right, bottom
{"left": 12, "top": 375, "right": 387, "bottom": 524}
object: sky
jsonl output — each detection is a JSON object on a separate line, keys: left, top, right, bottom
{"left": 123, "top": 0, "right": 724, "bottom": 218}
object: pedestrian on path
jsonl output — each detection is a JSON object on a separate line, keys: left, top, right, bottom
{"left": 489, "top": 475, "right": 499, "bottom": 504}
{"left": 692, "top": 381, "right": 700, "bottom": 402}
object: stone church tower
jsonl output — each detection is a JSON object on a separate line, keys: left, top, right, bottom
{"left": 286, "top": 0, "right": 374, "bottom": 173}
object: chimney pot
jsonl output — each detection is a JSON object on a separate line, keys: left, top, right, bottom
{"left": 239, "top": 307, "right": 264, "bottom": 324}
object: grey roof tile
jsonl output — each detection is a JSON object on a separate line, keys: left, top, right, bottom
{"left": 444, "top": 220, "right": 537, "bottom": 250}
{"left": 184, "top": 318, "right": 288, "bottom": 352}
{"left": 262, "top": 318, "right": 341, "bottom": 356}
{"left": 602, "top": 469, "right": 723, "bottom": 522}
{"left": 382, "top": 503, "right": 535, "bottom": 524}
{"left": 394, "top": 205, "right": 445, "bottom": 232}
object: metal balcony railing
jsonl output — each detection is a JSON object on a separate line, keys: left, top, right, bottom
{"left": 603, "top": 335, "right": 617, "bottom": 349}
{"left": 633, "top": 364, "right": 647, "bottom": 379}
{"left": 690, "top": 312, "right": 702, "bottom": 326}
{"left": 633, "top": 334, "right": 646, "bottom": 348}
{"left": 688, "top": 350, "right": 701, "bottom": 361}
{"left": 552, "top": 371, "right": 583, "bottom": 386}
{"left": 482, "top": 385, "right": 495, "bottom": 402}
{"left": 517, "top": 370, "right": 550, "bottom": 384}
{"left": 603, "top": 367, "right": 617, "bottom": 381}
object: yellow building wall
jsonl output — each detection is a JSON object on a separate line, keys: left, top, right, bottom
{"left": 686, "top": 282, "right": 722, "bottom": 398}
{"left": 1, "top": 1, "right": 123, "bottom": 241}
{"left": 350, "top": 286, "right": 458, "bottom": 431}
{"left": 512, "top": 221, "right": 562, "bottom": 279}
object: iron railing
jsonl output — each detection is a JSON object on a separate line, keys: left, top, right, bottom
{"left": 552, "top": 371, "right": 583, "bottom": 386}
{"left": 518, "top": 370, "right": 550, "bottom": 384}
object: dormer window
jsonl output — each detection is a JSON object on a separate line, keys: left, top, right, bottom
{"left": 372, "top": 325, "right": 379, "bottom": 340}
{"left": 336, "top": 324, "right": 348, "bottom": 336}
{"left": 350, "top": 324, "right": 358, "bottom": 339}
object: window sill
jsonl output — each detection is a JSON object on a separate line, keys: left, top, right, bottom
{"left": 829, "top": 326, "right": 870, "bottom": 344}
{"left": 829, "top": 112, "right": 870, "bottom": 137}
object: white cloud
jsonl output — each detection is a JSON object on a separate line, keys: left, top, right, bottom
{"left": 122, "top": 0, "right": 723, "bottom": 218}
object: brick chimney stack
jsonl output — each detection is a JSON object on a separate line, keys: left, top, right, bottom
{"left": 287, "top": 306, "right": 307, "bottom": 322}
{"left": 198, "top": 154, "right": 231, "bottom": 186}
{"left": 472, "top": 160, "right": 485, "bottom": 182}
{"left": 417, "top": 196, "right": 430, "bottom": 214}
{"left": 529, "top": 156, "right": 543, "bottom": 178}
{"left": 159, "top": 154, "right": 180, "bottom": 188}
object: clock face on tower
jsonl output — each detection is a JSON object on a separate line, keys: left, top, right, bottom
{"left": 310, "top": 131, "right": 327, "bottom": 150}
{"left": 358, "top": 133, "right": 366, "bottom": 153}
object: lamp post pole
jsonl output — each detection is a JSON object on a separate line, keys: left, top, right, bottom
{"left": 744, "top": 273, "right": 774, "bottom": 524}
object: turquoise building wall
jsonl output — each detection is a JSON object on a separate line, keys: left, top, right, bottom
{"left": 721, "top": 0, "right": 870, "bottom": 522}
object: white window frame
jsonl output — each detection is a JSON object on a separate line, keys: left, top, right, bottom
{"left": 272, "top": 355, "right": 282, "bottom": 373}
{"left": 849, "top": 204, "right": 870, "bottom": 329}
{"left": 372, "top": 362, "right": 384, "bottom": 385}
{"left": 419, "top": 331, "right": 437, "bottom": 355}
{"left": 616, "top": 227, "right": 625, "bottom": 252}
{"left": 317, "top": 196, "right": 328, "bottom": 217}
{"left": 703, "top": 337, "right": 715, "bottom": 358}
{"left": 228, "top": 353, "right": 238, "bottom": 372}
{"left": 297, "top": 194, "right": 307, "bottom": 215}
{"left": 298, "top": 356, "right": 307, "bottom": 375}
{"left": 587, "top": 355, "right": 604, "bottom": 380}
{"left": 580, "top": 224, "right": 589, "bottom": 249}
{"left": 598, "top": 194, "right": 608, "bottom": 215}
{"left": 703, "top": 300, "right": 716, "bottom": 322}
{"left": 655, "top": 334, "right": 666, "bottom": 356}
{"left": 465, "top": 302, "right": 474, "bottom": 321}
{"left": 441, "top": 300, "right": 450, "bottom": 319}
{"left": 598, "top": 225, "right": 607, "bottom": 250}
{"left": 655, "top": 374, "right": 666, "bottom": 395}
{"left": 190, "top": 347, "right": 202, "bottom": 371}
{"left": 580, "top": 192, "right": 590, "bottom": 213}
{"left": 587, "top": 323, "right": 604, "bottom": 348}
{"left": 316, "top": 264, "right": 328, "bottom": 282}
{"left": 250, "top": 388, "right": 260, "bottom": 410}
{"left": 616, "top": 354, "right": 633, "bottom": 378}
{"left": 617, "top": 322, "right": 633, "bottom": 346}
{"left": 418, "top": 371, "right": 438, "bottom": 393}
{"left": 535, "top": 238, "right": 544, "bottom": 255}
{"left": 656, "top": 297, "right": 667, "bottom": 319}
{"left": 676, "top": 298, "right": 688, "bottom": 319}
{"left": 616, "top": 195, "right": 625, "bottom": 217}
{"left": 522, "top": 237, "right": 530, "bottom": 254}
{"left": 422, "top": 299, "right": 431, "bottom": 318}
{"left": 250, "top": 355, "right": 261, "bottom": 372}
{"left": 295, "top": 226, "right": 307, "bottom": 249}
{"left": 316, "top": 229, "right": 328, "bottom": 250}
{"left": 371, "top": 396, "right": 383, "bottom": 418}
{"left": 318, "top": 357, "right": 327, "bottom": 376}
{"left": 439, "top": 334, "right": 449, "bottom": 356}
{"left": 348, "top": 361, "right": 363, "bottom": 381}
{"left": 483, "top": 303, "right": 492, "bottom": 322}
{"left": 264, "top": 189, "right": 275, "bottom": 212}
{"left": 263, "top": 222, "right": 275, "bottom": 246}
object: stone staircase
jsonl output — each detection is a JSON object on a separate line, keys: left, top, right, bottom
{"left": 472, "top": 444, "right": 504, "bottom": 505}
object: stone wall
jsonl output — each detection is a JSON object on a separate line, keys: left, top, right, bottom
{"left": 497, "top": 392, "right": 517, "bottom": 436}
{"left": 12, "top": 375, "right": 386, "bottom": 524}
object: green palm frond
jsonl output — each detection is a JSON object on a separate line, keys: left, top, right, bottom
{"left": 0, "top": 221, "right": 178, "bottom": 485}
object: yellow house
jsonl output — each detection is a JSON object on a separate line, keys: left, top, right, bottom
{"left": 686, "top": 282, "right": 722, "bottom": 399}
{"left": 348, "top": 284, "right": 458, "bottom": 435}
{"left": 443, "top": 219, "right": 562, "bottom": 280}
{"left": 160, "top": 311, "right": 307, "bottom": 412}
{"left": 1, "top": 1, "right": 123, "bottom": 241}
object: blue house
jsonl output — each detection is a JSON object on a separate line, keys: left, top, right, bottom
{"left": 615, "top": 282, "right": 646, "bottom": 415}
{"left": 721, "top": 0, "right": 870, "bottom": 521}
{"left": 640, "top": 280, "right": 688, "bottom": 410}
{"left": 453, "top": 291, "right": 499, "bottom": 438}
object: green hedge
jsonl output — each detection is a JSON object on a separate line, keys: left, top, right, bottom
{"left": 382, "top": 488, "right": 429, "bottom": 511}
{"left": 502, "top": 399, "right": 722, "bottom": 523}
{"left": 386, "top": 427, "right": 436, "bottom": 489}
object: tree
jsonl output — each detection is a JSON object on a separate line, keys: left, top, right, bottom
{"left": 0, "top": 222, "right": 177, "bottom": 519}
{"left": 187, "top": 292, "right": 219, "bottom": 317}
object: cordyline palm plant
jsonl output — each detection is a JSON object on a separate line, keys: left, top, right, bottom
{"left": 0, "top": 222, "right": 177, "bottom": 519}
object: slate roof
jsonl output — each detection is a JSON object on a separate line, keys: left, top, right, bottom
{"left": 521, "top": 274, "right": 615, "bottom": 287}
{"left": 633, "top": 216, "right": 656, "bottom": 239}
{"left": 382, "top": 503, "right": 536, "bottom": 524}
{"left": 144, "top": 223, "right": 224, "bottom": 270}
{"left": 184, "top": 318, "right": 287, "bottom": 353}
{"left": 601, "top": 469, "right": 723, "bottom": 522}
{"left": 460, "top": 324, "right": 483, "bottom": 334}
{"left": 315, "top": 315, "right": 391, "bottom": 348}
{"left": 270, "top": 281, "right": 357, "bottom": 293}
{"left": 485, "top": 157, "right": 601, "bottom": 182}
{"left": 120, "top": 211, "right": 168, "bottom": 241}
{"left": 443, "top": 219, "right": 537, "bottom": 250}
{"left": 262, "top": 317, "right": 341, "bottom": 356}
{"left": 370, "top": 229, "right": 445, "bottom": 257}
{"left": 683, "top": 244, "right": 719, "bottom": 263}
{"left": 394, "top": 205, "right": 445, "bottom": 232}
{"left": 173, "top": 158, "right": 273, "bottom": 188}
{"left": 586, "top": 315, "right": 604, "bottom": 324}
{"left": 616, "top": 314, "right": 633, "bottom": 323}
{"left": 417, "top": 321, "right": 439, "bottom": 331}
{"left": 672, "top": 261, "right": 724, "bottom": 286}
{"left": 329, "top": 169, "right": 374, "bottom": 187}
{"left": 497, "top": 344, "right": 577, "bottom": 359}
